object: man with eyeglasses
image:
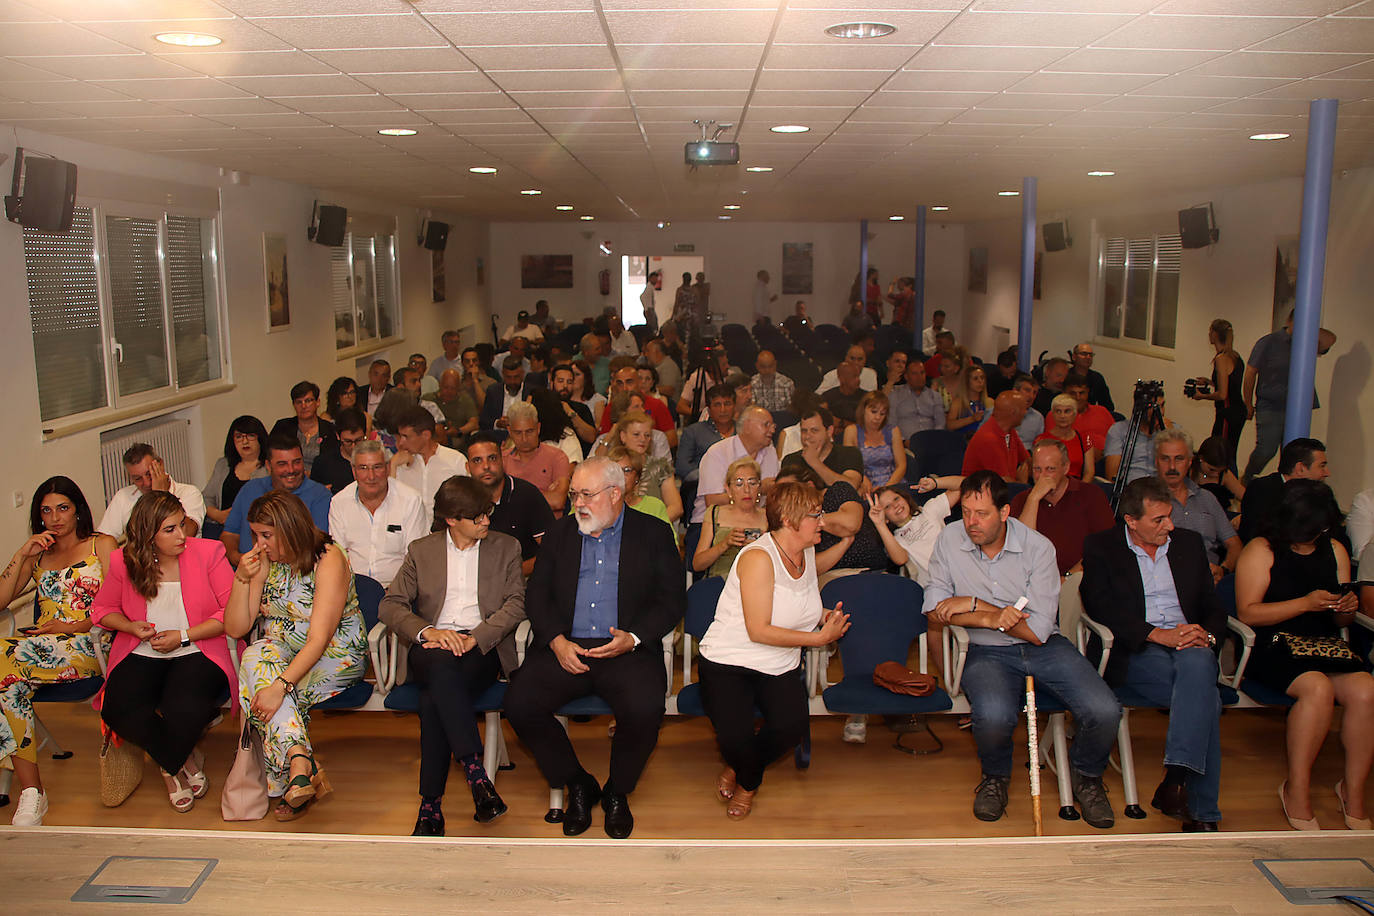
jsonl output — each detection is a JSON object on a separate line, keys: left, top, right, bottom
{"left": 329, "top": 440, "right": 427, "bottom": 587}
{"left": 1070, "top": 342, "right": 1114, "bottom": 412}
{"left": 692, "top": 406, "right": 779, "bottom": 525}
{"left": 310, "top": 408, "right": 369, "bottom": 495}
{"left": 505, "top": 457, "right": 685, "bottom": 840}
{"left": 465, "top": 432, "right": 554, "bottom": 578}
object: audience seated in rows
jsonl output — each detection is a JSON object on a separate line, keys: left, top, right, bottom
{"left": 269, "top": 381, "right": 338, "bottom": 477}
{"left": 749, "top": 350, "right": 795, "bottom": 415}
{"left": 99, "top": 443, "right": 206, "bottom": 540}
{"left": 464, "top": 433, "right": 553, "bottom": 578}
{"left": 1153, "top": 429, "right": 1240, "bottom": 584}
{"left": 844, "top": 391, "right": 906, "bottom": 492}
{"left": 1033, "top": 358, "right": 1070, "bottom": 416}
{"left": 423, "top": 369, "right": 480, "bottom": 449}
{"left": 391, "top": 408, "right": 468, "bottom": 532}
{"left": 599, "top": 406, "right": 681, "bottom": 522}
{"left": 328, "top": 440, "right": 427, "bottom": 587}
{"left": 363, "top": 359, "right": 392, "bottom": 416}
{"left": 820, "top": 362, "right": 866, "bottom": 435}
{"left": 946, "top": 363, "right": 993, "bottom": 441}
{"left": 1010, "top": 373, "right": 1045, "bottom": 451}
{"left": 961, "top": 392, "right": 1029, "bottom": 483}
{"left": 322, "top": 376, "right": 362, "bottom": 427}
{"left": 310, "top": 409, "right": 369, "bottom": 496}
{"left": 204, "top": 416, "right": 269, "bottom": 534}
{"left": 1035, "top": 393, "right": 1095, "bottom": 481}
{"left": 428, "top": 330, "right": 464, "bottom": 381}
{"left": 816, "top": 343, "right": 878, "bottom": 395}
{"left": 1238, "top": 437, "right": 1329, "bottom": 544}
{"left": 676, "top": 384, "right": 736, "bottom": 487}
{"left": 869, "top": 476, "right": 962, "bottom": 587}
{"left": 693, "top": 457, "right": 767, "bottom": 577}
{"left": 502, "top": 401, "right": 572, "bottom": 516}
{"left": 693, "top": 407, "right": 779, "bottom": 526}
{"left": 1012, "top": 439, "right": 1115, "bottom": 577}
{"left": 1192, "top": 435, "right": 1246, "bottom": 519}
{"left": 1069, "top": 343, "right": 1115, "bottom": 412}
{"left": 480, "top": 355, "right": 538, "bottom": 432}
{"left": 788, "top": 406, "right": 863, "bottom": 491}
{"left": 1103, "top": 394, "right": 1175, "bottom": 484}
{"left": 549, "top": 363, "right": 598, "bottom": 450}
{"left": 608, "top": 447, "right": 673, "bottom": 532}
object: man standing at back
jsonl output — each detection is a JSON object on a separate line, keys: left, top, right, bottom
{"left": 1242, "top": 311, "right": 1337, "bottom": 483}
{"left": 925, "top": 471, "right": 1121, "bottom": 826}
{"left": 751, "top": 269, "right": 776, "bottom": 326}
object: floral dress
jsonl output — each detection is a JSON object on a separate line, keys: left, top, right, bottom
{"left": 239, "top": 550, "right": 367, "bottom": 796}
{"left": 0, "top": 543, "right": 108, "bottom": 764}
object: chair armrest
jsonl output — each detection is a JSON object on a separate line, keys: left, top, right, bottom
{"left": 1224, "top": 617, "right": 1257, "bottom": 688}
{"left": 514, "top": 619, "right": 532, "bottom": 668}
{"left": 90, "top": 625, "right": 110, "bottom": 677}
{"left": 0, "top": 604, "right": 18, "bottom": 637}
{"left": 1077, "top": 613, "right": 1114, "bottom": 679}
{"left": 946, "top": 624, "right": 970, "bottom": 697}
{"left": 367, "top": 622, "right": 393, "bottom": 696}
{"left": 1351, "top": 613, "right": 1374, "bottom": 634}
{"left": 660, "top": 631, "right": 678, "bottom": 697}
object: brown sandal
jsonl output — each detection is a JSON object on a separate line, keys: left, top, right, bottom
{"left": 716, "top": 767, "right": 737, "bottom": 802}
{"left": 726, "top": 787, "right": 756, "bottom": 819}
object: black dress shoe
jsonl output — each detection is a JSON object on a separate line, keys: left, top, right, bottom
{"left": 1182, "top": 819, "right": 1218, "bottom": 832}
{"left": 412, "top": 811, "right": 445, "bottom": 837}
{"left": 562, "top": 779, "right": 601, "bottom": 837}
{"left": 602, "top": 792, "right": 634, "bottom": 839}
{"left": 1151, "top": 780, "right": 1189, "bottom": 820}
{"left": 472, "top": 782, "right": 508, "bottom": 824}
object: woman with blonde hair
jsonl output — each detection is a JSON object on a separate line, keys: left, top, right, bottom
{"left": 607, "top": 446, "right": 672, "bottom": 530}
{"left": 844, "top": 390, "right": 905, "bottom": 492}
{"left": 946, "top": 362, "right": 993, "bottom": 438}
{"left": 693, "top": 457, "right": 768, "bottom": 577}
{"left": 599, "top": 408, "right": 682, "bottom": 522}
{"left": 225, "top": 490, "right": 367, "bottom": 821}
{"left": 1035, "top": 393, "right": 1096, "bottom": 481}
{"left": 1190, "top": 318, "right": 1246, "bottom": 473}
{"left": 92, "top": 492, "right": 235, "bottom": 812}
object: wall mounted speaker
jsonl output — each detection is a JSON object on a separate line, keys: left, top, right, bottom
{"left": 422, "top": 220, "right": 449, "bottom": 251}
{"left": 4, "top": 152, "right": 77, "bottom": 232}
{"left": 1178, "top": 205, "right": 1218, "bottom": 249}
{"left": 310, "top": 203, "right": 347, "bottom": 246}
{"left": 1042, "top": 220, "right": 1069, "bottom": 252}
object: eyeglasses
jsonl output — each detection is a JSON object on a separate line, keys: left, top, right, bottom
{"left": 461, "top": 507, "right": 494, "bottom": 521}
{"left": 568, "top": 484, "right": 614, "bottom": 503}
{"left": 806, "top": 510, "right": 824, "bottom": 520}
{"left": 731, "top": 477, "right": 762, "bottom": 488}
{"left": 233, "top": 432, "right": 256, "bottom": 442}
{"left": 618, "top": 466, "right": 636, "bottom": 475}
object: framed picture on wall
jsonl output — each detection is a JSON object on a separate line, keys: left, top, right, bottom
{"left": 1273, "top": 237, "right": 1299, "bottom": 331}
{"left": 781, "top": 242, "right": 813, "bottom": 294}
{"left": 432, "top": 248, "right": 446, "bottom": 303}
{"left": 263, "top": 232, "right": 290, "bottom": 332}
{"left": 968, "top": 247, "right": 988, "bottom": 294}
{"left": 521, "top": 254, "right": 573, "bottom": 288}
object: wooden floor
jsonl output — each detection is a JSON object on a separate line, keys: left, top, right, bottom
{"left": 3, "top": 827, "right": 1372, "bottom": 913}
{"left": 7, "top": 699, "right": 1372, "bottom": 840}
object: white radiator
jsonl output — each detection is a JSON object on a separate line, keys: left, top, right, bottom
{"left": 99, "top": 415, "right": 195, "bottom": 505}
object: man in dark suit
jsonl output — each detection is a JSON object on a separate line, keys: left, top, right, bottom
{"left": 1238, "top": 437, "right": 1329, "bottom": 543}
{"left": 505, "top": 456, "right": 685, "bottom": 839}
{"left": 1081, "top": 476, "right": 1227, "bottom": 832}
{"left": 479, "top": 354, "right": 538, "bottom": 432}
{"left": 380, "top": 476, "right": 527, "bottom": 837}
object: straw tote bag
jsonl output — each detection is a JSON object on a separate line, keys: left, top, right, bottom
{"left": 98, "top": 726, "right": 144, "bottom": 808}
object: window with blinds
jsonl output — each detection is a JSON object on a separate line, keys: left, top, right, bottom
{"left": 22, "top": 205, "right": 225, "bottom": 424}
{"left": 331, "top": 231, "right": 401, "bottom": 353}
{"left": 1097, "top": 233, "right": 1183, "bottom": 352}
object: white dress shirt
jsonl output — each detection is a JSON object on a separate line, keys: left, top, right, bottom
{"left": 98, "top": 480, "right": 206, "bottom": 540}
{"left": 328, "top": 479, "right": 428, "bottom": 586}
{"left": 434, "top": 536, "right": 482, "bottom": 632}
{"left": 395, "top": 444, "right": 469, "bottom": 529}
{"left": 815, "top": 366, "right": 878, "bottom": 394}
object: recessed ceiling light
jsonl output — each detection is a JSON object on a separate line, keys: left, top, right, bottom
{"left": 154, "top": 31, "right": 222, "bottom": 47}
{"left": 770, "top": 124, "right": 809, "bottom": 134}
{"left": 931, "top": 206, "right": 949, "bottom": 212}
{"left": 745, "top": 166, "right": 773, "bottom": 172}
{"left": 889, "top": 215, "right": 904, "bottom": 221}
{"left": 579, "top": 215, "right": 594, "bottom": 221}
{"left": 656, "top": 220, "right": 670, "bottom": 229}
{"left": 555, "top": 205, "right": 573, "bottom": 211}
{"left": 824, "top": 22, "right": 897, "bottom": 40}
{"left": 722, "top": 204, "right": 741, "bottom": 210}
{"left": 377, "top": 128, "right": 416, "bottom": 137}
{"left": 719, "top": 215, "right": 732, "bottom": 220}
{"left": 1087, "top": 170, "right": 1115, "bottom": 177}
{"left": 998, "top": 190, "right": 1020, "bottom": 197}
{"left": 468, "top": 166, "right": 497, "bottom": 174}
{"left": 520, "top": 189, "right": 542, "bottom": 195}
{"left": 1250, "top": 132, "right": 1291, "bottom": 141}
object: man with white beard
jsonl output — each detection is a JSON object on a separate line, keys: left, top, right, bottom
{"left": 504, "top": 457, "right": 684, "bottom": 841}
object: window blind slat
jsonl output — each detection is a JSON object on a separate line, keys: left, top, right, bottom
{"left": 331, "top": 240, "right": 355, "bottom": 350}
{"left": 105, "top": 215, "right": 169, "bottom": 396}
{"left": 166, "top": 215, "right": 222, "bottom": 387}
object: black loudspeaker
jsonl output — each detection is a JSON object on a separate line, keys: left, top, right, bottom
{"left": 1042, "top": 220, "right": 1069, "bottom": 252}
{"left": 422, "top": 220, "right": 449, "bottom": 251}
{"left": 312, "top": 204, "right": 347, "bottom": 246}
{"left": 1178, "top": 205, "right": 1218, "bottom": 249}
{"left": 8, "top": 156, "right": 78, "bottom": 232}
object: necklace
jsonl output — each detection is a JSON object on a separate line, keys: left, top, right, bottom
{"left": 778, "top": 543, "right": 806, "bottom": 575}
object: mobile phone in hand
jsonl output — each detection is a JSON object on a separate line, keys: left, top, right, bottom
{"left": 18, "top": 626, "right": 39, "bottom": 635}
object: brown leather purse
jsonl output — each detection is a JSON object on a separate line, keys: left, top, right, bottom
{"left": 873, "top": 661, "right": 939, "bottom": 697}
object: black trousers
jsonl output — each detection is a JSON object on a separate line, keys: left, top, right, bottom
{"left": 100, "top": 652, "right": 227, "bottom": 775}
{"left": 504, "top": 641, "right": 666, "bottom": 795}
{"left": 407, "top": 641, "right": 501, "bottom": 798}
{"left": 698, "top": 657, "right": 808, "bottom": 792}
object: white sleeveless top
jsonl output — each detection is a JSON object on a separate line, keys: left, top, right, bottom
{"left": 700, "top": 532, "right": 823, "bottom": 676}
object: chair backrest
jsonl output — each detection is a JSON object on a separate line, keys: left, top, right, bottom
{"left": 684, "top": 576, "right": 726, "bottom": 639}
{"left": 354, "top": 573, "right": 384, "bottom": 631}
{"left": 910, "top": 428, "right": 967, "bottom": 478}
{"left": 1060, "top": 570, "right": 1085, "bottom": 648}
{"left": 819, "top": 573, "right": 926, "bottom": 678}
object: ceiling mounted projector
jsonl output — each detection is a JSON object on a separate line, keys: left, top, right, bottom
{"left": 685, "top": 140, "right": 739, "bottom": 165}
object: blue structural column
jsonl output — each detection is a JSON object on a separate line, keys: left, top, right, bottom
{"left": 1284, "top": 98, "right": 1339, "bottom": 442}
{"left": 1017, "top": 176, "right": 1037, "bottom": 373}
{"left": 913, "top": 205, "right": 927, "bottom": 351}
{"left": 858, "top": 219, "right": 869, "bottom": 316}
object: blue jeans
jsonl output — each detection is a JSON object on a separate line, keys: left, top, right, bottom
{"left": 1121, "top": 644, "right": 1223, "bottom": 823}
{"left": 1242, "top": 408, "right": 1284, "bottom": 483}
{"left": 963, "top": 635, "right": 1122, "bottom": 779}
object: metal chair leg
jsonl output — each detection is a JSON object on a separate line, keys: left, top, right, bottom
{"left": 890, "top": 716, "right": 944, "bottom": 756}
{"left": 1050, "top": 713, "right": 1079, "bottom": 821}
{"left": 1118, "top": 709, "right": 1146, "bottom": 819}
{"left": 34, "top": 714, "right": 73, "bottom": 760}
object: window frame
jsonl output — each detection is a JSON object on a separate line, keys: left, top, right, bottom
{"left": 1093, "top": 232, "right": 1181, "bottom": 361}
{"left": 331, "top": 227, "right": 403, "bottom": 360}
{"left": 24, "top": 199, "right": 232, "bottom": 436}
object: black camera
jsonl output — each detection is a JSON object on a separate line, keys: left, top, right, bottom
{"left": 1133, "top": 379, "right": 1165, "bottom": 407}
{"left": 1183, "top": 378, "right": 1213, "bottom": 399}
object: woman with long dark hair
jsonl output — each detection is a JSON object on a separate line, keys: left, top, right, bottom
{"left": 0, "top": 476, "right": 115, "bottom": 825}
{"left": 203, "top": 415, "right": 269, "bottom": 536}
{"left": 529, "top": 387, "right": 582, "bottom": 466}
{"left": 92, "top": 492, "right": 235, "bottom": 812}
{"left": 1236, "top": 480, "right": 1373, "bottom": 830}
{"left": 323, "top": 376, "right": 361, "bottom": 423}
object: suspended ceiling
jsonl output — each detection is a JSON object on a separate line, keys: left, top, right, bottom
{"left": 0, "top": 0, "right": 1371, "bottom": 222}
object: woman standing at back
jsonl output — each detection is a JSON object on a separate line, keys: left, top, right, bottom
{"left": 1190, "top": 318, "right": 1246, "bottom": 473}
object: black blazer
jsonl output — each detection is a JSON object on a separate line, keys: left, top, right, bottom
{"left": 269, "top": 416, "right": 338, "bottom": 453}
{"left": 479, "top": 379, "right": 538, "bottom": 430}
{"left": 1080, "top": 524, "right": 1226, "bottom": 687}
{"left": 525, "top": 506, "right": 684, "bottom": 652}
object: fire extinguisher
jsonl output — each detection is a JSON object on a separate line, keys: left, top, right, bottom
{"left": 598, "top": 268, "right": 610, "bottom": 296}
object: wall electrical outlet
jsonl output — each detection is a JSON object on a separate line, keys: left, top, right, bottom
{"left": 11, "top": 490, "right": 23, "bottom": 509}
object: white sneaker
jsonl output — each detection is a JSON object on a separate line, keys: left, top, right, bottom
{"left": 12, "top": 787, "right": 48, "bottom": 826}
{"left": 842, "top": 716, "right": 867, "bottom": 744}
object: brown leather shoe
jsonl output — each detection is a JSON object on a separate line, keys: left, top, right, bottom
{"left": 726, "top": 787, "right": 756, "bottom": 819}
{"left": 717, "top": 768, "right": 737, "bottom": 802}
{"left": 1151, "top": 779, "right": 1189, "bottom": 820}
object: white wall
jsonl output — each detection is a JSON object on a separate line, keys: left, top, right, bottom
{"left": 0, "top": 127, "right": 488, "bottom": 545}
{"left": 961, "top": 166, "right": 1374, "bottom": 504}
{"left": 488, "top": 218, "right": 967, "bottom": 333}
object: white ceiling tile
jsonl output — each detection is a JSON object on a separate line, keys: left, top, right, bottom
{"left": 0, "top": 79, "right": 131, "bottom": 102}
{"left": 494, "top": 70, "right": 624, "bottom": 92}
{"left": 46, "top": 0, "right": 233, "bottom": 19}
{"left": 952, "top": 107, "right": 1059, "bottom": 124}
{"left": 1048, "top": 47, "right": 1224, "bottom": 73}
{"left": 1203, "top": 97, "right": 1312, "bottom": 116}
{"left": 1253, "top": 78, "right": 1374, "bottom": 101}
{"left": 1007, "top": 70, "right": 1156, "bottom": 93}
{"left": 1093, "top": 94, "right": 1228, "bottom": 111}
{"left": 1251, "top": 19, "right": 1374, "bottom": 53}
{"left": 279, "top": 94, "right": 405, "bottom": 113}
{"left": 1098, "top": 14, "right": 1305, "bottom": 50}
{"left": 47, "top": 98, "right": 183, "bottom": 117}
{"left": 1183, "top": 51, "right": 1370, "bottom": 79}
{"left": 462, "top": 44, "right": 613, "bottom": 70}
{"left": 0, "top": 1, "right": 57, "bottom": 22}
{"left": 0, "top": 57, "right": 73, "bottom": 81}
{"left": 635, "top": 106, "right": 744, "bottom": 124}
{"left": 14, "top": 53, "right": 203, "bottom": 80}
{"left": 0, "top": 22, "right": 144, "bottom": 56}
{"left": 247, "top": 13, "right": 447, "bottom": 50}
{"left": 604, "top": 9, "right": 777, "bottom": 45}
{"left": 162, "top": 95, "right": 293, "bottom": 114}
{"left": 867, "top": 89, "right": 996, "bottom": 107}
{"left": 1333, "top": 0, "right": 1374, "bottom": 14}
{"left": 907, "top": 44, "right": 1072, "bottom": 70}
{"left": 937, "top": 11, "right": 1134, "bottom": 46}
{"left": 419, "top": 107, "right": 532, "bottom": 123}
{"left": 92, "top": 76, "right": 252, "bottom": 99}
{"left": 510, "top": 89, "right": 630, "bottom": 109}
{"left": 1053, "top": 108, "right": 1171, "bottom": 127}
{"left": 1151, "top": 0, "right": 1351, "bottom": 13}
{"left": 324, "top": 109, "right": 433, "bottom": 127}
{"left": 980, "top": 91, "right": 1102, "bottom": 109}
{"left": 1130, "top": 74, "right": 1295, "bottom": 97}
{"left": 426, "top": 12, "right": 605, "bottom": 47}
{"left": 77, "top": 18, "right": 292, "bottom": 54}
{"left": 756, "top": 69, "right": 887, "bottom": 91}
{"left": 392, "top": 91, "right": 517, "bottom": 109}
{"left": 766, "top": 43, "right": 918, "bottom": 70}
{"left": 623, "top": 69, "right": 754, "bottom": 91}
{"left": 206, "top": 110, "right": 326, "bottom": 128}
{"left": 222, "top": 72, "right": 372, "bottom": 95}
{"left": 850, "top": 105, "right": 961, "bottom": 122}
{"left": 153, "top": 50, "right": 338, "bottom": 78}
{"left": 524, "top": 107, "right": 638, "bottom": 123}
{"left": 617, "top": 44, "right": 764, "bottom": 70}
{"left": 750, "top": 89, "right": 871, "bottom": 107}
{"left": 885, "top": 69, "right": 1030, "bottom": 92}
{"left": 631, "top": 89, "right": 748, "bottom": 108}
{"left": 773, "top": 10, "right": 958, "bottom": 45}
{"left": 309, "top": 47, "right": 477, "bottom": 73}
{"left": 229, "top": 0, "right": 416, "bottom": 13}
{"left": 971, "top": 0, "right": 1154, "bottom": 11}
{"left": 354, "top": 71, "right": 497, "bottom": 93}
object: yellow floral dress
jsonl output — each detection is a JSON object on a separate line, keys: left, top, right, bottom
{"left": 0, "top": 543, "right": 108, "bottom": 764}
{"left": 239, "top": 551, "right": 366, "bottom": 796}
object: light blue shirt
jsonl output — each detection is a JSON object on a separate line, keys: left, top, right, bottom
{"left": 1124, "top": 527, "right": 1186, "bottom": 630}
{"left": 888, "top": 384, "right": 946, "bottom": 435}
{"left": 225, "top": 476, "right": 332, "bottom": 552}
{"left": 1017, "top": 407, "right": 1044, "bottom": 451}
{"left": 922, "top": 518, "right": 1062, "bottom": 647}
{"left": 1105, "top": 419, "right": 1168, "bottom": 483}
{"left": 571, "top": 505, "right": 625, "bottom": 639}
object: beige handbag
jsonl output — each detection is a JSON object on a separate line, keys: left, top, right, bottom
{"left": 98, "top": 727, "right": 144, "bottom": 808}
{"left": 220, "top": 720, "right": 269, "bottom": 821}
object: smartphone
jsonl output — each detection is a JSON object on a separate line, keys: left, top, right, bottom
{"left": 1339, "top": 581, "right": 1373, "bottom": 595}
{"left": 18, "top": 626, "right": 39, "bottom": 635}
{"left": 740, "top": 528, "right": 763, "bottom": 543}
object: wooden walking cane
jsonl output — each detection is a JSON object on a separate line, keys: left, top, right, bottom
{"left": 1026, "top": 675, "right": 1043, "bottom": 837}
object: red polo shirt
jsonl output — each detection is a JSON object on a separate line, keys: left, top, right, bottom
{"left": 962, "top": 420, "right": 1029, "bottom": 479}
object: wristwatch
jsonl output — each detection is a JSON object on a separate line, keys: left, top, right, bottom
{"left": 1206, "top": 633, "right": 1217, "bottom": 648}
{"left": 179, "top": 630, "right": 191, "bottom": 648}
{"left": 275, "top": 675, "right": 297, "bottom": 697}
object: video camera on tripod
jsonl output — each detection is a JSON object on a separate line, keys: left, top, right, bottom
{"left": 1132, "top": 379, "right": 1166, "bottom": 409}
{"left": 1110, "top": 380, "right": 1168, "bottom": 508}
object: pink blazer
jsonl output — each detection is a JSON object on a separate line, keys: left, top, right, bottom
{"left": 91, "top": 538, "right": 238, "bottom": 710}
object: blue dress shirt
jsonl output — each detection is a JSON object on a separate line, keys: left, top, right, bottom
{"left": 571, "top": 505, "right": 625, "bottom": 639}
{"left": 1124, "top": 527, "right": 1186, "bottom": 630}
{"left": 225, "top": 476, "right": 333, "bottom": 552}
